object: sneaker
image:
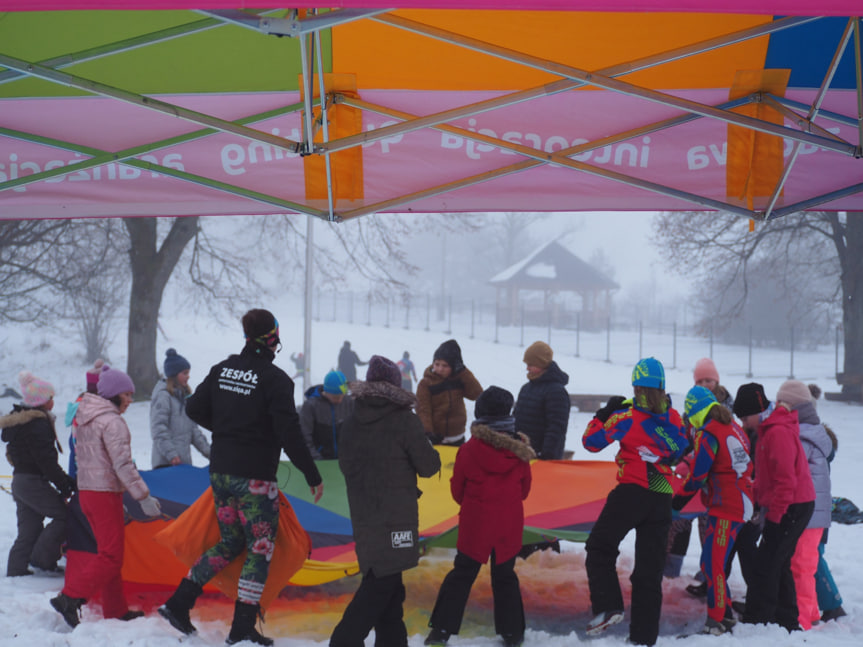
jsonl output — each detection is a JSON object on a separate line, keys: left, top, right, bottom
{"left": 821, "top": 606, "right": 847, "bottom": 622}
{"left": 120, "top": 610, "right": 145, "bottom": 621}
{"left": 700, "top": 618, "right": 731, "bottom": 635}
{"left": 50, "top": 593, "right": 85, "bottom": 628}
{"left": 586, "top": 610, "right": 624, "bottom": 636}
{"left": 424, "top": 627, "right": 451, "bottom": 646}
{"left": 685, "top": 582, "right": 708, "bottom": 598}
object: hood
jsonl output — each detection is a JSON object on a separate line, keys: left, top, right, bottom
{"left": 471, "top": 424, "right": 536, "bottom": 463}
{"left": 304, "top": 384, "right": 324, "bottom": 399}
{"left": 75, "top": 392, "right": 119, "bottom": 426}
{"left": 531, "top": 361, "right": 569, "bottom": 386}
{"left": 350, "top": 380, "right": 417, "bottom": 426}
{"left": 795, "top": 400, "right": 820, "bottom": 426}
{"left": 799, "top": 422, "right": 833, "bottom": 458}
{"left": 0, "top": 406, "right": 48, "bottom": 436}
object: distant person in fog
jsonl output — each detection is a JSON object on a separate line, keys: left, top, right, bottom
{"left": 338, "top": 341, "right": 367, "bottom": 382}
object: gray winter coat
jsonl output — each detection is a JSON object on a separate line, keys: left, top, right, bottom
{"left": 796, "top": 401, "right": 833, "bottom": 529}
{"left": 339, "top": 380, "right": 441, "bottom": 578}
{"left": 150, "top": 379, "right": 210, "bottom": 469}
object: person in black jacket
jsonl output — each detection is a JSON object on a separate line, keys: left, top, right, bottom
{"left": 513, "top": 341, "right": 571, "bottom": 460}
{"left": 300, "top": 370, "right": 354, "bottom": 459}
{"left": 1, "top": 371, "right": 75, "bottom": 576}
{"left": 159, "top": 309, "right": 323, "bottom": 646}
{"left": 330, "top": 355, "right": 441, "bottom": 647}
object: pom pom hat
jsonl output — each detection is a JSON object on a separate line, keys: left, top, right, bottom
{"left": 684, "top": 385, "right": 719, "bottom": 430}
{"left": 97, "top": 364, "right": 135, "bottom": 399}
{"left": 163, "top": 348, "right": 191, "bottom": 378}
{"left": 86, "top": 359, "right": 104, "bottom": 393}
{"left": 365, "top": 355, "right": 401, "bottom": 388}
{"left": 632, "top": 357, "right": 665, "bottom": 390}
{"left": 474, "top": 386, "right": 514, "bottom": 418}
{"left": 323, "top": 370, "right": 348, "bottom": 395}
{"left": 18, "top": 370, "right": 55, "bottom": 407}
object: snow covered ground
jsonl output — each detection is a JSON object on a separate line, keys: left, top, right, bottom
{"left": 1, "top": 299, "right": 861, "bottom": 647}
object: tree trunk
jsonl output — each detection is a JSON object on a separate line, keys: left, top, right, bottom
{"left": 841, "top": 211, "right": 863, "bottom": 397}
{"left": 125, "top": 217, "right": 199, "bottom": 398}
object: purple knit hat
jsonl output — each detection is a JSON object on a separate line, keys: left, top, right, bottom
{"left": 97, "top": 364, "right": 135, "bottom": 399}
{"left": 18, "top": 370, "right": 55, "bottom": 407}
{"left": 365, "top": 355, "right": 401, "bottom": 388}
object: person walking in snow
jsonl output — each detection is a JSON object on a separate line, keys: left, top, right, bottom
{"left": 416, "top": 339, "right": 483, "bottom": 446}
{"left": 338, "top": 340, "right": 367, "bottom": 383}
{"left": 672, "top": 386, "right": 754, "bottom": 635}
{"left": 397, "top": 351, "right": 418, "bottom": 393}
{"left": 50, "top": 364, "right": 162, "bottom": 627}
{"left": 741, "top": 380, "right": 815, "bottom": 632}
{"left": 330, "top": 355, "right": 441, "bottom": 647}
{"left": 149, "top": 348, "right": 210, "bottom": 469}
{"left": 425, "top": 386, "right": 534, "bottom": 647}
{"left": 158, "top": 309, "right": 323, "bottom": 646}
{"left": 2, "top": 371, "right": 75, "bottom": 577}
{"left": 581, "top": 357, "right": 688, "bottom": 646}
{"left": 513, "top": 341, "right": 570, "bottom": 460}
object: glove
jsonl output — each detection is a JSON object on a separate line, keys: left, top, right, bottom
{"left": 671, "top": 492, "right": 695, "bottom": 511}
{"left": 637, "top": 445, "right": 660, "bottom": 463}
{"left": 139, "top": 495, "right": 162, "bottom": 517}
{"left": 594, "top": 395, "right": 628, "bottom": 423}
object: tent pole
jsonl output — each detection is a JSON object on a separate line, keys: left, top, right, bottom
{"left": 304, "top": 214, "right": 315, "bottom": 394}
{"left": 313, "top": 9, "right": 337, "bottom": 222}
{"left": 855, "top": 18, "right": 863, "bottom": 151}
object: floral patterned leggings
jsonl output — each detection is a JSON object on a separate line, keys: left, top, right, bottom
{"left": 188, "top": 472, "right": 280, "bottom": 604}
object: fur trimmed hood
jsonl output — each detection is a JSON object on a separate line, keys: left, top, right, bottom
{"left": 470, "top": 424, "right": 536, "bottom": 462}
{"left": 349, "top": 380, "right": 417, "bottom": 408}
{"left": 0, "top": 407, "right": 50, "bottom": 430}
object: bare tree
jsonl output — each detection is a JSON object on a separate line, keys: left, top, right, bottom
{"left": 653, "top": 211, "right": 863, "bottom": 394}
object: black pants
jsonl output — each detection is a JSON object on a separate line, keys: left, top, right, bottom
{"left": 585, "top": 483, "right": 671, "bottom": 646}
{"left": 429, "top": 550, "right": 525, "bottom": 640}
{"left": 8, "top": 473, "right": 67, "bottom": 575}
{"left": 726, "top": 518, "right": 761, "bottom": 587}
{"left": 330, "top": 570, "right": 407, "bottom": 647}
{"left": 743, "top": 501, "right": 814, "bottom": 631}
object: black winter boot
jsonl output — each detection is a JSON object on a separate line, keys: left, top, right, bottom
{"left": 158, "top": 577, "right": 203, "bottom": 635}
{"left": 226, "top": 600, "right": 273, "bottom": 646}
{"left": 50, "top": 592, "right": 85, "bottom": 628}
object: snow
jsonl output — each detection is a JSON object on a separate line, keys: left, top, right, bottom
{"left": 1, "top": 298, "right": 861, "bottom": 647}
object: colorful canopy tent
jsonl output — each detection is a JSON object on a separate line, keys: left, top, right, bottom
{"left": 116, "top": 449, "right": 667, "bottom": 592}
{"left": 0, "top": 3, "right": 861, "bottom": 221}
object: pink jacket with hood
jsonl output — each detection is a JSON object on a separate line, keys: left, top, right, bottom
{"left": 74, "top": 392, "right": 149, "bottom": 501}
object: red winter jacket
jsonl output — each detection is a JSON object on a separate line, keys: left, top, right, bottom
{"left": 753, "top": 406, "right": 815, "bottom": 524}
{"left": 451, "top": 423, "right": 535, "bottom": 564}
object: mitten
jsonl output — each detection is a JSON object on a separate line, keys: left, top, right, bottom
{"left": 139, "top": 495, "right": 162, "bottom": 517}
{"left": 594, "top": 395, "right": 628, "bottom": 422}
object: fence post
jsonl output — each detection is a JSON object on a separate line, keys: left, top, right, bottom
{"left": 789, "top": 326, "right": 795, "bottom": 379}
{"left": 366, "top": 291, "right": 372, "bottom": 326}
{"left": 446, "top": 295, "right": 452, "bottom": 335}
{"left": 672, "top": 322, "right": 677, "bottom": 369}
{"left": 385, "top": 296, "right": 390, "bottom": 328}
{"left": 348, "top": 291, "right": 353, "bottom": 324}
{"left": 425, "top": 293, "right": 430, "bottom": 332}
{"left": 494, "top": 302, "right": 499, "bottom": 344}
{"left": 547, "top": 309, "right": 552, "bottom": 345}
{"left": 520, "top": 302, "right": 525, "bottom": 348}
{"left": 709, "top": 323, "right": 714, "bottom": 358}
{"left": 747, "top": 325, "right": 753, "bottom": 378}
{"left": 605, "top": 316, "right": 611, "bottom": 363}
{"left": 470, "top": 300, "right": 475, "bottom": 339}
{"left": 836, "top": 325, "right": 840, "bottom": 375}
{"left": 575, "top": 312, "right": 580, "bottom": 357}
{"left": 332, "top": 291, "right": 337, "bottom": 321}
{"left": 638, "top": 320, "right": 643, "bottom": 359}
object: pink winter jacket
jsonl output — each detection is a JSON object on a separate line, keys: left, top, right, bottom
{"left": 74, "top": 392, "right": 150, "bottom": 501}
{"left": 753, "top": 405, "right": 815, "bottom": 524}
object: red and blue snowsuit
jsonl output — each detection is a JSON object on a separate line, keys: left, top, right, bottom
{"left": 582, "top": 401, "right": 687, "bottom": 646}
{"left": 679, "top": 418, "right": 754, "bottom": 623}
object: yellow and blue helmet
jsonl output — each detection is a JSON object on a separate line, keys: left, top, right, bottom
{"left": 632, "top": 357, "right": 665, "bottom": 390}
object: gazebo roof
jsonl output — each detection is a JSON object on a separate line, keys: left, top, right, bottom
{"left": 490, "top": 240, "right": 619, "bottom": 292}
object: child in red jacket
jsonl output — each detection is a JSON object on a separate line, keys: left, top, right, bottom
{"left": 425, "top": 386, "right": 535, "bottom": 647}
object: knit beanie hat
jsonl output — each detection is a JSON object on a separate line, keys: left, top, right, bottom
{"left": 365, "top": 355, "right": 401, "bottom": 388}
{"left": 18, "top": 370, "right": 54, "bottom": 407}
{"left": 323, "top": 370, "right": 348, "bottom": 395}
{"left": 433, "top": 339, "right": 464, "bottom": 373}
{"left": 97, "top": 364, "right": 135, "bottom": 399}
{"left": 776, "top": 379, "right": 812, "bottom": 409}
{"left": 523, "top": 341, "right": 553, "bottom": 369}
{"left": 693, "top": 357, "right": 720, "bottom": 384}
{"left": 732, "top": 382, "right": 770, "bottom": 418}
{"left": 684, "top": 385, "right": 718, "bottom": 430}
{"left": 475, "top": 386, "right": 514, "bottom": 418}
{"left": 163, "top": 348, "right": 191, "bottom": 378}
{"left": 86, "top": 358, "right": 104, "bottom": 394}
{"left": 632, "top": 357, "right": 665, "bottom": 390}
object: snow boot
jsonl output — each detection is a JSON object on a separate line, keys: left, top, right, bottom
{"left": 822, "top": 606, "right": 847, "bottom": 622}
{"left": 50, "top": 592, "right": 85, "bottom": 628}
{"left": 586, "top": 610, "right": 624, "bottom": 636}
{"left": 226, "top": 600, "right": 273, "bottom": 646}
{"left": 424, "top": 627, "right": 451, "bottom": 645}
{"left": 158, "top": 577, "right": 203, "bottom": 635}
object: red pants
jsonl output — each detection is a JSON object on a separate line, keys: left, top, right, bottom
{"left": 62, "top": 490, "right": 130, "bottom": 619}
{"left": 791, "top": 527, "right": 821, "bottom": 630}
